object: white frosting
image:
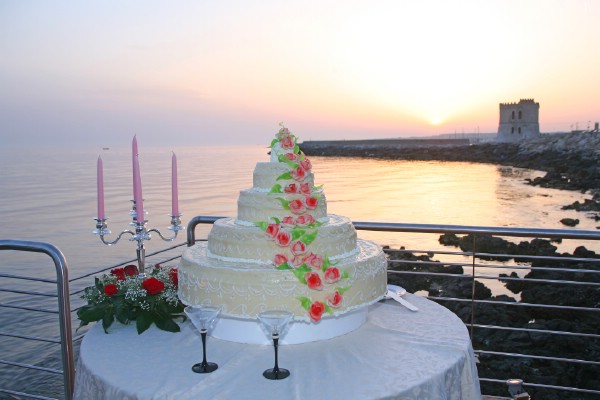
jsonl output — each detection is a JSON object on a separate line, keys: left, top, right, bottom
{"left": 237, "top": 189, "right": 327, "bottom": 223}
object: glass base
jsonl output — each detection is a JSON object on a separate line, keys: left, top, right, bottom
{"left": 263, "top": 368, "right": 290, "bottom": 380}
{"left": 192, "top": 362, "right": 218, "bottom": 373}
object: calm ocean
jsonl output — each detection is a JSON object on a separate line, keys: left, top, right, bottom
{"left": 0, "top": 143, "right": 597, "bottom": 396}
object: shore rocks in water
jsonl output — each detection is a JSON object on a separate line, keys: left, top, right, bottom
{"left": 386, "top": 238, "right": 600, "bottom": 399}
{"left": 560, "top": 218, "right": 579, "bottom": 227}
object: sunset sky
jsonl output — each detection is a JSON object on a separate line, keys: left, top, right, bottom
{"left": 1, "top": 0, "right": 599, "bottom": 147}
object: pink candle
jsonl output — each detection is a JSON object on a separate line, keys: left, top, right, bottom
{"left": 132, "top": 136, "right": 144, "bottom": 220}
{"left": 97, "top": 156, "right": 105, "bottom": 219}
{"left": 171, "top": 152, "right": 179, "bottom": 215}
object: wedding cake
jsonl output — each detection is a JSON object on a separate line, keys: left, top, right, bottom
{"left": 179, "top": 125, "right": 387, "bottom": 343}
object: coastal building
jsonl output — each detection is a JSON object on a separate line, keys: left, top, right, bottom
{"left": 497, "top": 99, "right": 540, "bottom": 142}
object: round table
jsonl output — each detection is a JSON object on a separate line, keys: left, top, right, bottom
{"left": 74, "top": 295, "right": 481, "bottom": 400}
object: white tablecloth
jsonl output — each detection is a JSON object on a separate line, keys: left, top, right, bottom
{"left": 74, "top": 295, "right": 481, "bottom": 400}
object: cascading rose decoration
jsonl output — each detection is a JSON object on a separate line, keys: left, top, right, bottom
{"left": 256, "top": 125, "right": 351, "bottom": 323}
{"left": 77, "top": 264, "right": 185, "bottom": 334}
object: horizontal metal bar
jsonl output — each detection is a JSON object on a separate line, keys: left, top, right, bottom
{"left": 0, "top": 388, "right": 58, "bottom": 400}
{"left": 479, "top": 378, "right": 600, "bottom": 396}
{"left": 0, "top": 303, "right": 58, "bottom": 314}
{"left": 0, "top": 273, "right": 56, "bottom": 283}
{"left": 429, "top": 296, "right": 600, "bottom": 312}
{"left": 471, "top": 324, "right": 600, "bottom": 339}
{"left": 0, "top": 287, "right": 58, "bottom": 297}
{"left": 0, "top": 359, "right": 63, "bottom": 374}
{"left": 475, "top": 350, "right": 600, "bottom": 365}
{"left": 0, "top": 331, "right": 61, "bottom": 343}
{"left": 352, "top": 221, "right": 600, "bottom": 240}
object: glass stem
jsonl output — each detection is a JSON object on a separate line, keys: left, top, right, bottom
{"left": 201, "top": 329, "right": 208, "bottom": 367}
{"left": 272, "top": 333, "right": 280, "bottom": 374}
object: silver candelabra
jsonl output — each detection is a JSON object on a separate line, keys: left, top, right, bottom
{"left": 93, "top": 200, "right": 183, "bottom": 277}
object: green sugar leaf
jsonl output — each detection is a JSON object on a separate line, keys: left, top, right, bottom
{"left": 255, "top": 221, "right": 269, "bottom": 231}
{"left": 269, "top": 184, "right": 283, "bottom": 194}
{"left": 337, "top": 285, "right": 351, "bottom": 295}
{"left": 276, "top": 197, "right": 290, "bottom": 210}
{"left": 298, "top": 296, "right": 312, "bottom": 310}
{"left": 290, "top": 226, "right": 306, "bottom": 241}
{"left": 276, "top": 262, "right": 292, "bottom": 271}
{"left": 300, "top": 229, "right": 318, "bottom": 245}
{"left": 276, "top": 172, "right": 292, "bottom": 181}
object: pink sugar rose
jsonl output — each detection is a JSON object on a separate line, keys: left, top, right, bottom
{"left": 280, "top": 135, "right": 294, "bottom": 149}
{"left": 273, "top": 254, "right": 288, "bottom": 266}
{"left": 290, "top": 166, "right": 306, "bottom": 181}
{"left": 296, "top": 214, "right": 315, "bottom": 226}
{"left": 289, "top": 199, "right": 306, "bottom": 215}
{"left": 324, "top": 267, "right": 341, "bottom": 284}
{"left": 290, "top": 255, "right": 305, "bottom": 267}
{"left": 265, "top": 223, "right": 280, "bottom": 239}
{"left": 275, "top": 230, "right": 292, "bottom": 247}
{"left": 281, "top": 216, "right": 296, "bottom": 226}
{"left": 326, "top": 291, "right": 343, "bottom": 308}
{"left": 305, "top": 196, "right": 318, "bottom": 210}
{"left": 305, "top": 271, "right": 323, "bottom": 290}
{"left": 299, "top": 182, "right": 312, "bottom": 195}
{"left": 284, "top": 153, "right": 298, "bottom": 161}
{"left": 309, "top": 301, "right": 326, "bottom": 323}
{"left": 304, "top": 252, "right": 324, "bottom": 270}
{"left": 284, "top": 183, "right": 299, "bottom": 194}
{"left": 299, "top": 158, "right": 312, "bottom": 171}
{"left": 291, "top": 240, "right": 307, "bottom": 256}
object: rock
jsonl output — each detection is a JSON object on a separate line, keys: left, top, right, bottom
{"left": 560, "top": 218, "right": 580, "bottom": 226}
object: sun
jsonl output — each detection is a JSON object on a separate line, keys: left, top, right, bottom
{"left": 429, "top": 116, "right": 443, "bottom": 126}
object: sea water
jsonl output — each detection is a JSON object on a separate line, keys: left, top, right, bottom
{"left": 0, "top": 144, "right": 597, "bottom": 396}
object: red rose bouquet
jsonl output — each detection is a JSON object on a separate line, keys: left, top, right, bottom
{"left": 77, "top": 264, "right": 185, "bottom": 334}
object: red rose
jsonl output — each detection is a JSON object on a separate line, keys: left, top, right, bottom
{"left": 281, "top": 216, "right": 296, "bottom": 226}
{"left": 284, "top": 183, "right": 299, "bottom": 194}
{"left": 291, "top": 240, "right": 307, "bottom": 256}
{"left": 299, "top": 183, "right": 312, "bottom": 195}
{"left": 275, "top": 230, "right": 291, "bottom": 247}
{"left": 124, "top": 264, "right": 139, "bottom": 277}
{"left": 265, "top": 223, "right": 280, "bottom": 239}
{"left": 280, "top": 135, "right": 294, "bottom": 149}
{"left": 110, "top": 268, "right": 126, "bottom": 281}
{"left": 284, "top": 153, "right": 298, "bottom": 161}
{"left": 169, "top": 268, "right": 178, "bottom": 288}
{"left": 326, "top": 291, "right": 343, "bottom": 308}
{"left": 305, "top": 253, "right": 324, "bottom": 270}
{"left": 103, "top": 283, "right": 118, "bottom": 297}
{"left": 309, "top": 301, "right": 325, "bottom": 323}
{"left": 305, "top": 271, "right": 323, "bottom": 290}
{"left": 289, "top": 199, "right": 306, "bottom": 215}
{"left": 142, "top": 277, "right": 165, "bottom": 296}
{"left": 295, "top": 214, "right": 315, "bottom": 226}
{"left": 324, "top": 267, "right": 341, "bottom": 284}
{"left": 299, "top": 158, "right": 312, "bottom": 171}
{"left": 305, "top": 196, "right": 318, "bottom": 210}
{"left": 290, "top": 166, "right": 306, "bottom": 181}
{"left": 273, "top": 254, "right": 288, "bottom": 266}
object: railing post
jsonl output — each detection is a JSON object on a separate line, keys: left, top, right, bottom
{"left": 0, "top": 240, "right": 75, "bottom": 400}
{"left": 470, "top": 233, "right": 476, "bottom": 340}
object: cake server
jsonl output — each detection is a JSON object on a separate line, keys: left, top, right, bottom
{"left": 385, "top": 285, "right": 419, "bottom": 312}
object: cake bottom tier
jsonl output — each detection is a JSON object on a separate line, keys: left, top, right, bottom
{"left": 179, "top": 239, "right": 387, "bottom": 326}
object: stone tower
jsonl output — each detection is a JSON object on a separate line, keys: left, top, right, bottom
{"left": 497, "top": 99, "right": 540, "bottom": 142}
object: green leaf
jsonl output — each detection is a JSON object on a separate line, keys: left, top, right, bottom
{"left": 269, "top": 138, "right": 278, "bottom": 149}
{"left": 290, "top": 226, "right": 306, "bottom": 241}
{"left": 325, "top": 304, "right": 333, "bottom": 315}
{"left": 293, "top": 144, "right": 300, "bottom": 154}
{"left": 94, "top": 277, "right": 103, "bottom": 291}
{"left": 269, "top": 183, "right": 283, "bottom": 194}
{"left": 322, "top": 256, "right": 331, "bottom": 270}
{"left": 154, "top": 316, "right": 181, "bottom": 333}
{"left": 277, "top": 154, "right": 299, "bottom": 168}
{"left": 341, "top": 270, "right": 351, "bottom": 280}
{"left": 102, "top": 309, "right": 115, "bottom": 333}
{"left": 276, "top": 197, "right": 290, "bottom": 210}
{"left": 298, "top": 296, "right": 312, "bottom": 310}
{"left": 300, "top": 230, "right": 318, "bottom": 245}
{"left": 337, "top": 285, "right": 351, "bottom": 295}
{"left": 77, "top": 304, "right": 107, "bottom": 322}
{"left": 276, "top": 172, "right": 292, "bottom": 181}
{"left": 136, "top": 312, "right": 153, "bottom": 334}
{"left": 255, "top": 221, "right": 269, "bottom": 231}
{"left": 291, "top": 265, "right": 311, "bottom": 284}
{"left": 115, "top": 304, "right": 130, "bottom": 325}
{"left": 276, "top": 262, "right": 292, "bottom": 270}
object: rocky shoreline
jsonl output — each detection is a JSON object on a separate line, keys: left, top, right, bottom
{"left": 300, "top": 132, "right": 600, "bottom": 226}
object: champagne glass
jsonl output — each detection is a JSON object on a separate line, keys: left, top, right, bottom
{"left": 184, "top": 306, "right": 221, "bottom": 373}
{"left": 258, "top": 310, "right": 293, "bottom": 380}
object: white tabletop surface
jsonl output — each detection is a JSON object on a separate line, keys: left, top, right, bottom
{"left": 74, "top": 294, "right": 481, "bottom": 400}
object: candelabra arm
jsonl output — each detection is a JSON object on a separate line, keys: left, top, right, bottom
{"left": 94, "top": 218, "right": 135, "bottom": 245}
{"left": 147, "top": 227, "right": 179, "bottom": 242}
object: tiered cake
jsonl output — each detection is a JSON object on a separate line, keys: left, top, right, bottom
{"left": 179, "top": 126, "right": 387, "bottom": 343}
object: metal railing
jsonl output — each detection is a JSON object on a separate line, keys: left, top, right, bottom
{"left": 0, "top": 240, "right": 75, "bottom": 400}
{"left": 2, "top": 217, "right": 599, "bottom": 399}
